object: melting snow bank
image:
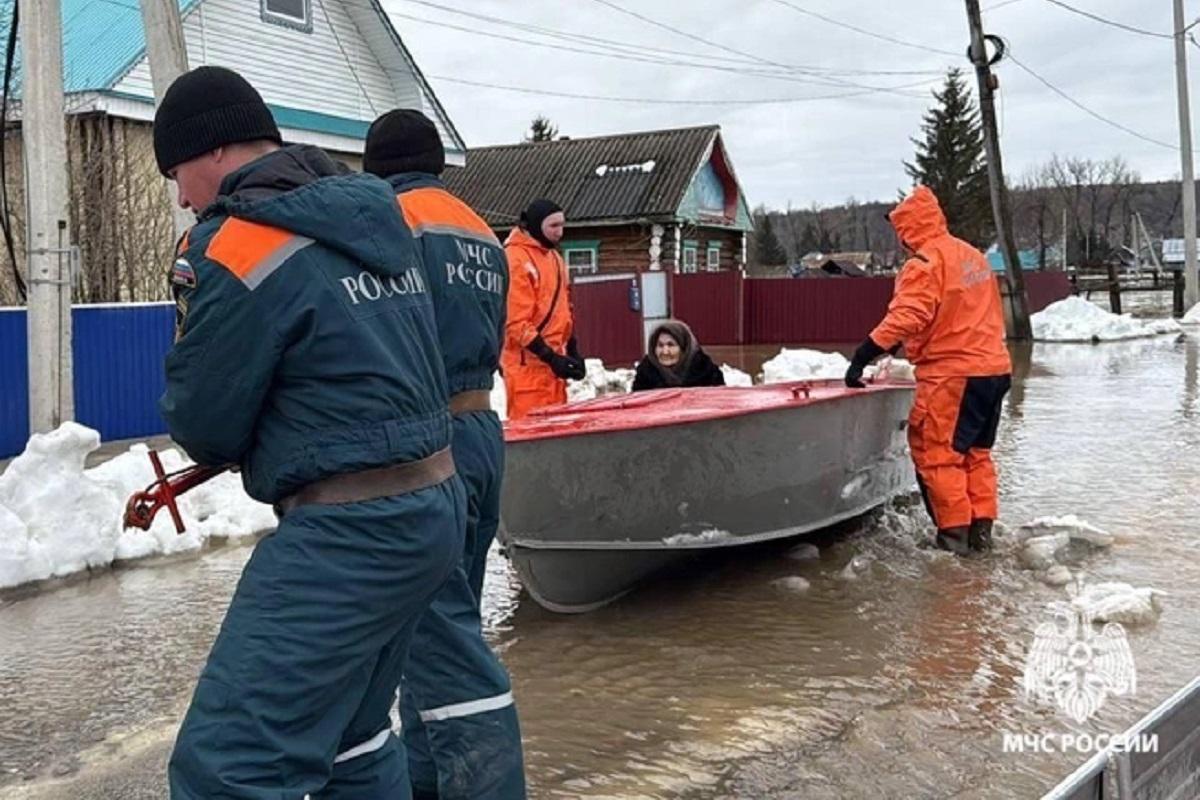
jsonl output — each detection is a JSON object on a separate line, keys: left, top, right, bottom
{"left": 1032, "top": 296, "right": 1181, "bottom": 342}
{"left": 761, "top": 349, "right": 914, "bottom": 384}
{"left": 0, "top": 423, "right": 274, "bottom": 590}
{"left": 1184, "top": 301, "right": 1200, "bottom": 326}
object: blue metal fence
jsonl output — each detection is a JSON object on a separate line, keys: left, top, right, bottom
{"left": 0, "top": 303, "right": 174, "bottom": 459}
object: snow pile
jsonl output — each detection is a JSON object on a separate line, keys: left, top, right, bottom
{"left": 567, "top": 358, "right": 635, "bottom": 402}
{"left": 0, "top": 424, "right": 274, "bottom": 590}
{"left": 1072, "top": 582, "right": 1164, "bottom": 626}
{"left": 0, "top": 424, "right": 122, "bottom": 588}
{"left": 1183, "top": 302, "right": 1200, "bottom": 326}
{"left": 761, "top": 348, "right": 914, "bottom": 384}
{"left": 721, "top": 364, "right": 753, "bottom": 386}
{"left": 762, "top": 349, "right": 850, "bottom": 383}
{"left": 1032, "top": 296, "right": 1181, "bottom": 342}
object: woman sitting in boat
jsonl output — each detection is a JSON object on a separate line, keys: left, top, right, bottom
{"left": 632, "top": 320, "right": 726, "bottom": 392}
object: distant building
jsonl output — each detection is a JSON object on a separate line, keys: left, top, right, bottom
{"left": 443, "top": 125, "right": 753, "bottom": 276}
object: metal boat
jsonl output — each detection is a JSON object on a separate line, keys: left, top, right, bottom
{"left": 499, "top": 378, "right": 916, "bottom": 613}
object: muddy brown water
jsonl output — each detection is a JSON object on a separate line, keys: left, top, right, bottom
{"left": 2, "top": 334, "right": 1198, "bottom": 799}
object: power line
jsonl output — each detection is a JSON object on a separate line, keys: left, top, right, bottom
{"left": 1041, "top": 0, "right": 1172, "bottom": 39}
{"left": 429, "top": 74, "right": 920, "bottom": 106}
{"left": 770, "top": 0, "right": 961, "bottom": 58}
{"left": 395, "top": 0, "right": 943, "bottom": 77}
{"left": 386, "top": 8, "right": 934, "bottom": 97}
{"left": 586, "top": 0, "right": 777, "bottom": 67}
{"left": 581, "top": 0, "right": 938, "bottom": 94}
{"left": 1005, "top": 51, "right": 1177, "bottom": 150}
{"left": 315, "top": 0, "right": 378, "bottom": 115}
{"left": 984, "top": 0, "right": 1027, "bottom": 11}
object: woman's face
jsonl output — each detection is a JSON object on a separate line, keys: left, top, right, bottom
{"left": 655, "top": 333, "right": 681, "bottom": 367}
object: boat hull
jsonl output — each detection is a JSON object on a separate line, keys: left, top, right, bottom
{"left": 500, "top": 382, "right": 915, "bottom": 612}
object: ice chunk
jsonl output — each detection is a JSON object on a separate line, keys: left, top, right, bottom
{"left": 1016, "top": 516, "right": 1115, "bottom": 549}
{"left": 785, "top": 543, "right": 821, "bottom": 561}
{"left": 1040, "top": 565, "right": 1073, "bottom": 587}
{"left": 772, "top": 576, "right": 811, "bottom": 593}
{"left": 1072, "top": 582, "right": 1164, "bottom": 626}
{"left": 1018, "top": 533, "right": 1070, "bottom": 571}
{"left": 663, "top": 528, "right": 732, "bottom": 546}
{"left": 838, "top": 555, "right": 871, "bottom": 581}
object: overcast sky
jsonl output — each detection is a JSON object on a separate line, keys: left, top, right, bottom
{"left": 386, "top": 0, "right": 1192, "bottom": 211}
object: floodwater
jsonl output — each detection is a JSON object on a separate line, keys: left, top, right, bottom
{"left": 2, "top": 331, "right": 1199, "bottom": 799}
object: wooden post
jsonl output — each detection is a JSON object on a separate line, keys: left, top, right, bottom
{"left": 965, "top": 0, "right": 1032, "bottom": 340}
{"left": 1107, "top": 262, "right": 1122, "bottom": 315}
{"left": 1175, "top": 269, "right": 1186, "bottom": 317}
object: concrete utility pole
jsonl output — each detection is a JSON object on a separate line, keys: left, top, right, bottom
{"left": 21, "top": 0, "right": 74, "bottom": 433}
{"left": 138, "top": 0, "right": 191, "bottom": 238}
{"left": 1173, "top": 0, "right": 1199, "bottom": 311}
{"left": 965, "top": 0, "right": 1033, "bottom": 340}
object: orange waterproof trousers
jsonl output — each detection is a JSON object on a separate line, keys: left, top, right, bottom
{"left": 908, "top": 374, "right": 1011, "bottom": 529}
{"left": 504, "top": 356, "right": 566, "bottom": 420}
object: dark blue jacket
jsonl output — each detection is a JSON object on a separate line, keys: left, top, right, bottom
{"left": 161, "top": 146, "right": 450, "bottom": 504}
{"left": 387, "top": 173, "right": 507, "bottom": 395}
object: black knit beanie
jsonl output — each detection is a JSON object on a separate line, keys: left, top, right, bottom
{"left": 520, "top": 198, "right": 564, "bottom": 249}
{"left": 153, "top": 66, "right": 282, "bottom": 176}
{"left": 363, "top": 109, "right": 446, "bottom": 177}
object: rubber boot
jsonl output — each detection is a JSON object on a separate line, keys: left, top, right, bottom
{"left": 935, "top": 526, "right": 971, "bottom": 556}
{"left": 968, "top": 518, "right": 994, "bottom": 553}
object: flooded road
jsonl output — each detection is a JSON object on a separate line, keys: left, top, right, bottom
{"left": 2, "top": 333, "right": 1198, "bottom": 799}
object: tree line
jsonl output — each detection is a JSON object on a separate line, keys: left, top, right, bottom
{"left": 751, "top": 70, "right": 1182, "bottom": 274}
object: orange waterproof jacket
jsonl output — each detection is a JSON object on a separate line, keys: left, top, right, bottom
{"left": 871, "top": 186, "right": 1011, "bottom": 378}
{"left": 501, "top": 227, "right": 574, "bottom": 366}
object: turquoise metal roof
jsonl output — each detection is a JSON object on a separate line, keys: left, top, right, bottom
{"left": 0, "top": 0, "right": 198, "bottom": 95}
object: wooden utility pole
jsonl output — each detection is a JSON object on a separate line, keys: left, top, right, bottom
{"left": 965, "top": 0, "right": 1033, "bottom": 340}
{"left": 21, "top": 0, "right": 74, "bottom": 433}
{"left": 138, "top": 0, "right": 191, "bottom": 238}
{"left": 1173, "top": 0, "right": 1199, "bottom": 312}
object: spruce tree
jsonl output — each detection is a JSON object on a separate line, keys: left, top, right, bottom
{"left": 755, "top": 214, "right": 788, "bottom": 266}
{"left": 904, "top": 69, "right": 993, "bottom": 248}
{"left": 525, "top": 116, "right": 559, "bottom": 143}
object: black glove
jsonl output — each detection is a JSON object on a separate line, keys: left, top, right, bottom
{"left": 528, "top": 336, "right": 586, "bottom": 381}
{"left": 844, "top": 337, "right": 886, "bottom": 388}
{"left": 567, "top": 336, "right": 583, "bottom": 362}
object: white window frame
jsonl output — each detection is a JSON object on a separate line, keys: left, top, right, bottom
{"left": 262, "top": 0, "right": 313, "bottom": 32}
{"left": 682, "top": 246, "right": 698, "bottom": 273}
{"left": 564, "top": 248, "right": 598, "bottom": 275}
{"left": 706, "top": 245, "right": 721, "bottom": 271}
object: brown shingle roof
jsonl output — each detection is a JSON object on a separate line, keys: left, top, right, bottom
{"left": 442, "top": 125, "right": 720, "bottom": 227}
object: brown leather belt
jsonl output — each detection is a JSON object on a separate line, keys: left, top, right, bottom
{"left": 275, "top": 447, "right": 456, "bottom": 515}
{"left": 449, "top": 390, "right": 492, "bottom": 416}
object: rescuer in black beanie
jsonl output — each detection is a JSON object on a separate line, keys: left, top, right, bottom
{"left": 153, "top": 65, "right": 282, "bottom": 177}
{"left": 363, "top": 108, "right": 446, "bottom": 177}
